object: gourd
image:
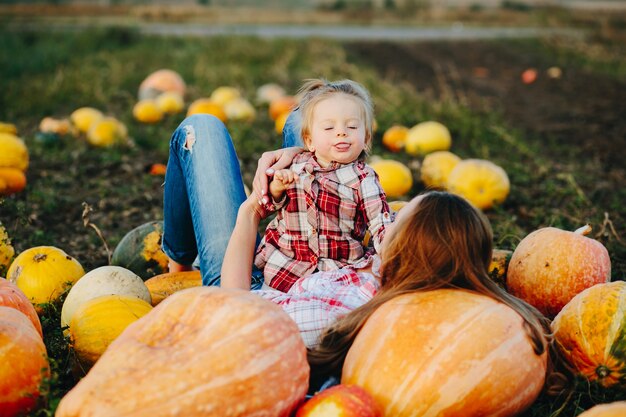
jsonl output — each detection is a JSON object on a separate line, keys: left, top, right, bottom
{"left": 342, "top": 289, "right": 547, "bottom": 417}
{"left": 405, "top": 121, "right": 451, "bottom": 155}
{"left": 210, "top": 86, "right": 241, "bottom": 106}
{"left": 0, "top": 132, "right": 29, "bottom": 171}
{"left": 296, "top": 384, "right": 381, "bottom": 417}
{"left": 507, "top": 225, "right": 611, "bottom": 318}
{"left": 138, "top": 69, "right": 186, "bottom": 101}
{"left": 0, "top": 306, "right": 49, "bottom": 417}
{"left": 7, "top": 246, "right": 85, "bottom": 311}
{"left": 61, "top": 265, "right": 151, "bottom": 329}
{"left": 155, "top": 92, "right": 184, "bottom": 114}
{"left": 420, "top": 151, "right": 461, "bottom": 189}
{"left": 56, "top": 287, "right": 309, "bottom": 417}
{"left": 133, "top": 100, "right": 164, "bottom": 123}
{"left": 269, "top": 95, "right": 297, "bottom": 121}
{"left": 186, "top": 98, "right": 227, "bottom": 122}
{"left": 256, "top": 83, "right": 286, "bottom": 104}
{"left": 577, "top": 402, "right": 626, "bottom": 417}
{"left": 552, "top": 281, "right": 625, "bottom": 387}
{"left": 86, "top": 117, "right": 128, "bottom": 147}
{"left": 0, "top": 168, "right": 27, "bottom": 196}
{"left": 144, "top": 270, "right": 201, "bottom": 306}
{"left": 224, "top": 98, "right": 256, "bottom": 122}
{"left": 382, "top": 125, "right": 409, "bottom": 152}
{"left": 0, "top": 222, "right": 15, "bottom": 275}
{"left": 369, "top": 159, "right": 413, "bottom": 198}
{"left": 446, "top": 159, "right": 510, "bottom": 210}
{"left": 70, "top": 107, "right": 103, "bottom": 134}
{"left": 70, "top": 294, "right": 153, "bottom": 370}
{"left": 0, "top": 278, "right": 43, "bottom": 337}
{"left": 111, "top": 221, "right": 169, "bottom": 280}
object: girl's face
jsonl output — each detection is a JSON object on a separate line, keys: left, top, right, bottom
{"left": 380, "top": 196, "right": 423, "bottom": 258}
{"left": 306, "top": 94, "right": 366, "bottom": 167}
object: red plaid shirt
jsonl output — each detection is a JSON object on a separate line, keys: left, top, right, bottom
{"left": 254, "top": 258, "right": 381, "bottom": 348}
{"left": 255, "top": 152, "right": 391, "bottom": 292}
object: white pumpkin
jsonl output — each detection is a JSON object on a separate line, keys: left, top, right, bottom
{"left": 61, "top": 265, "right": 151, "bottom": 329}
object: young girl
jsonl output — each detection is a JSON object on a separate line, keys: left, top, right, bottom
{"left": 255, "top": 79, "right": 392, "bottom": 292}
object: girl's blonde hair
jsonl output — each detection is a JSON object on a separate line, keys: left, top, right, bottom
{"left": 308, "top": 191, "right": 556, "bottom": 384}
{"left": 296, "top": 78, "right": 374, "bottom": 156}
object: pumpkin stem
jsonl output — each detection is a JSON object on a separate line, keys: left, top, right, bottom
{"left": 33, "top": 253, "right": 48, "bottom": 262}
{"left": 574, "top": 224, "right": 592, "bottom": 236}
{"left": 596, "top": 365, "right": 611, "bottom": 379}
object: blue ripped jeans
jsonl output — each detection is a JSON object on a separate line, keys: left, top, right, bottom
{"left": 162, "top": 112, "right": 302, "bottom": 287}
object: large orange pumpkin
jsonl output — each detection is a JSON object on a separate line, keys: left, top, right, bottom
{"left": 507, "top": 225, "right": 611, "bottom": 318}
{"left": 0, "top": 306, "right": 50, "bottom": 417}
{"left": 56, "top": 287, "right": 309, "bottom": 417}
{"left": 552, "top": 281, "right": 626, "bottom": 387}
{"left": 342, "top": 289, "right": 547, "bottom": 417}
{"left": 0, "top": 278, "right": 42, "bottom": 338}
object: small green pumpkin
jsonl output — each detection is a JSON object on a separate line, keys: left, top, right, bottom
{"left": 111, "top": 221, "right": 169, "bottom": 280}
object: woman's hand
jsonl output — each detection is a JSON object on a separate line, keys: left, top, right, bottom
{"left": 253, "top": 147, "right": 303, "bottom": 205}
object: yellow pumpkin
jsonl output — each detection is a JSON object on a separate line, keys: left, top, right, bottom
{"left": 488, "top": 248, "right": 512, "bottom": 287}
{"left": 0, "top": 223, "right": 15, "bottom": 276}
{"left": 133, "top": 100, "right": 164, "bottom": 124}
{"left": 56, "top": 287, "right": 309, "bottom": 417}
{"left": 224, "top": 97, "right": 256, "bottom": 122}
{"left": 86, "top": 117, "right": 128, "bottom": 147}
{"left": 369, "top": 159, "right": 413, "bottom": 198}
{"left": 138, "top": 69, "right": 186, "bottom": 101}
{"left": 155, "top": 92, "right": 185, "bottom": 115}
{"left": 342, "top": 289, "right": 547, "bottom": 417}
{"left": 578, "top": 402, "right": 626, "bottom": 417}
{"left": 61, "top": 265, "right": 151, "bottom": 329}
{"left": 210, "top": 86, "right": 241, "bottom": 106}
{"left": 552, "top": 281, "right": 625, "bottom": 387}
{"left": 7, "top": 246, "right": 85, "bottom": 310}
{"left": 405, "top": 121, "right": 451, "bottom": 155}
{"left": 144, "top": 270, "right": 202, "bottom": 306}
{"left": 420, "top": 150, "right": 461, "bottom": 189}
{"left": 0, "top": 168, "right": 27, "bottom": 196}
{"left": 70, "top": 107, "right": 104, "bottom": 134}
{"left": 382, "top": 125, "right": 409, "bottom": 152}
{"left": 275, "top": 111, "right": 290, "bottom": 134}
{"left": 0, "top": 122, "right": 18, "bottom": 135}
{"left": 0, "top": 133, "right": 29, "bottom": 172}
{"left": 446, "top": 159, "right": 510, "bottom": 210}
{"left": 186, "top": 98, "right": 227, "bottom": 122}
{"left": 70, "top": 294, "right": 153, "bottom": 369}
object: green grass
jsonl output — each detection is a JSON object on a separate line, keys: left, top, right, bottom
{"left": 0, "top": 27, "right": 624, "bottom": 416}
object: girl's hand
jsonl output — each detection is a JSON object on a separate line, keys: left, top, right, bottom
{"left": 269, "top": 169, "right": 299, "bottom": 200}
{"left": 252, "top": 147, "right": 303, "bottom": 205}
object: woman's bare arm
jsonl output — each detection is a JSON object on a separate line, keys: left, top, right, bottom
{"left": 220, "top": 195, "right": 265, "bottom": 289}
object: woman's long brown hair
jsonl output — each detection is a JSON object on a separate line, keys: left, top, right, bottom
{"left": 308, "top": 191, "right": 555, "bottom": 383}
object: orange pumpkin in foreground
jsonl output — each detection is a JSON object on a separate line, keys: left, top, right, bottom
{"left": 0, "top": 278, "right": 42, "bottom": 337}
{"left": 56, "top": 287, "right": 309, "bottom": 417}
{"left": 0, "top": 307, "right": 50, "bottom": 417}
{"left": 507, "top": 225, "right": 611, "bottom": 318}
{"left": 342, "top": 289, "right": 547, "bottom": 417}
{"left": 552, "top": 281, "right": 626, "bottom": 387}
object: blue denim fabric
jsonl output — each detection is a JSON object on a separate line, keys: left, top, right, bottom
{"left": 162, "top": 111, "right": 303, "bottom": 288}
